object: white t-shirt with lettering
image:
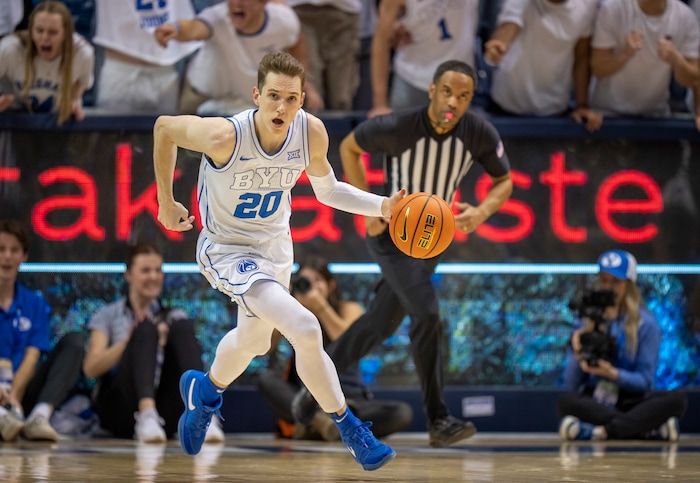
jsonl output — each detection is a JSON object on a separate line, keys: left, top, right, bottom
{"left": 92, "top": 0, "right": 201, "bottom": 65}
{"left": 394, "top": 0, "right": 479, "bottom": 91}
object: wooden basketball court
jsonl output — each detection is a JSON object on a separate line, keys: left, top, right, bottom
{"left": 1, "top": 433, "right": 698, "bottom": 482}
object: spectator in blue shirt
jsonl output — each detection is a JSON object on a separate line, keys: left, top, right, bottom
{"left": 0, "top": 218, "right": 84, "bottom": 442}
{"left": 557, "top": 250, "right": 688, "bottom": 441}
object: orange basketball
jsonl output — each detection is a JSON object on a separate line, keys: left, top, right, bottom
{"left": 389, "top": 192, "right": 455, "bottom": 259}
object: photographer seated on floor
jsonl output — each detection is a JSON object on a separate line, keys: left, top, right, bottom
{"left": 557, "top": 250, "right": 688, "bottom": 441}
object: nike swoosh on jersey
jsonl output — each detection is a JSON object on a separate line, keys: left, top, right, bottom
{"left": 239, "top": 156, "right": 255, "bottom": 161}
{"left": 187, "top": 378, "right": 197, "bottom": 411}
{"left": 398, "top": 208, "right": 410, "bottom": 242}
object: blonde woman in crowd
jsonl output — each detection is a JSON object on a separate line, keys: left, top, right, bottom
{"left": 0, "top": 1, "right": 93, "bottom": 125}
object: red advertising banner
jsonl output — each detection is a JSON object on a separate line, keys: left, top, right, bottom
{"left": 1, "top": 121, "right": 699, "bottom": 264}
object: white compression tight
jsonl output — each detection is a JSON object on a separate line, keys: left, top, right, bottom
{"left": 209, "top": 281, "right": 345, "bottom": 414}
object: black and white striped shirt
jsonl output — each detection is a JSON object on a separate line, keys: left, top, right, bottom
{"left": 354, "top": 107, "right": 510, "bottom": 203}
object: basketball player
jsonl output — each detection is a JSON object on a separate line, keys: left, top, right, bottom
{"left": 292, "top": 59, "right": 513, "bottom": 448}
{"left": 153, "top": 52, "right": 403, "bottom": 471}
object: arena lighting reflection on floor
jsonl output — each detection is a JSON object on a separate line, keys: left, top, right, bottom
{"left": 0, "top": 435, "right": 697, "bottom": 481}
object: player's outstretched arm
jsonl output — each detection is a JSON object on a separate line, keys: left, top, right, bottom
{"left": 381, "top": 189, "right": 406, "bottom": 218}
{"left": 153, "top": 115, "right": 235, "bottom": 231}
{"left": 305, "top": 115, "right": 397, "bottom": 217}
{"left": 154, "top": 18, "right": 210, "bottom": 47}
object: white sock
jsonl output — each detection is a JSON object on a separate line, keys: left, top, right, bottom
{"left": 28, "top": 402, "right": 53, "bottom": 422}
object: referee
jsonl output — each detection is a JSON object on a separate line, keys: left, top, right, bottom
{"left": 293, "top": 59, "right": 513, "bottom": 447}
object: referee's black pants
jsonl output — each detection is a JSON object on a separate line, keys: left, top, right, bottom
{"left": 323, "top": 230, "right": 449, "bottom": 424}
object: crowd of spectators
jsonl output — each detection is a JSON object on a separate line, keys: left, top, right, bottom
{"left": 0, "top": 0, "right": 698, "bottom": 128}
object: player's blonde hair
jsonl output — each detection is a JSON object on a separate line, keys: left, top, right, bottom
{"left": 19, "top": 1, "right": 75, "bottom": 126}
{"left": 257, "top": 52, "right": 306, "bottom": 90}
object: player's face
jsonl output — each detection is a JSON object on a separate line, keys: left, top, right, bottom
{"left": 253, "top": 72, "right": 305, "bottom": 134}
{"left": 227, "top": 0, "right": 267, "bottom": 33}
{"left": 31, "top": 11, "right": 66, "bottom": 62}
{"left": 428, "top": 71, "right": 474, "bottom": 128}
{"left": 125, "top": 253, "right": 164, "bottom": 302}
{"left": 0, "top": 233, "right": 27, "bottom": 285}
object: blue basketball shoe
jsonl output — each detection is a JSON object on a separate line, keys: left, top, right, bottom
{"left": 339, "top": 419, "right": 396, "bottom": 471}
{"left": 178, "top": 370, "right": 223, "bottom": 455}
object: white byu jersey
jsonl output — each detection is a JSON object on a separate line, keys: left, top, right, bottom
{"left": 394, "top": 0, "right": 479, "bottom": 91}
{"left": 198, "top": 109, "right": 310, "bottom": 245}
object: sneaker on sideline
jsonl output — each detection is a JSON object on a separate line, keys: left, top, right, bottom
{"left": 340, "top": 421, "right": 395, "bottom": 471}
{"left": 204, "top": 415, "right": 225, "bottom": 444}
{"left": 134, "top": 408, "right": 166, "bottom": 444}
{"left": 22, "top": 415, "right": 59, "bottom": 442}
{"left": 178, "top": 370, "right": 223, "bottom": 455}
{"left": 559, "top": 415, "right": 593, "bottom": 441}
{"left": 0, "top": 411, "right": 25, "bottom": 441}
{"left": 657, "top": 417, "right": 680, "bottom": 441}
{"left": 428, "top": 415, "right": 477, "bottom": 448}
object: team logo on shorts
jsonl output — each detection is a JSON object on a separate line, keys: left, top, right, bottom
{"left": 237, "top": 259, "right": 259, "bottom": 274}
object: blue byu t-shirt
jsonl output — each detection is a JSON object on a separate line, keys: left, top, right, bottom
{"left": 0, "top": 282, "right": 51, "bottom": 371}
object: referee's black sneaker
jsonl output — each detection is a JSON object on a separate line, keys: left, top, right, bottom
{"left": 428, "top": 415, "right": 477, "bottom": 447}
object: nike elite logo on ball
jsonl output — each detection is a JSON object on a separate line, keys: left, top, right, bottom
{"left": 399, "top": 208, "right": 410, "bottom": 242}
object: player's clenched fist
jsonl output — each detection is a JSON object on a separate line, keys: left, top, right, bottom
{"left": 158, "top": 201, "right": 195, "bottom": 231}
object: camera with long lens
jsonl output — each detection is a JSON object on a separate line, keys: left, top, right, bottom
{"left": 568, "top": 289, "right": 618, "bottom": 367}
{"left": 291, "top": 274, "right": 312, "bottom": 295}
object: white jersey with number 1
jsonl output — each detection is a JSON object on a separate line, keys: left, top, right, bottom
{"left": 394, "top": 0, "right": 479, "bottom": 91}
{"left": 197, "top": 108, "right": 310, "bottom": 246}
